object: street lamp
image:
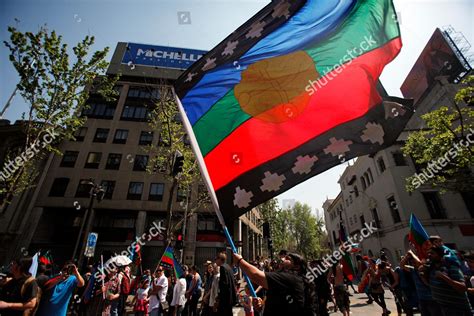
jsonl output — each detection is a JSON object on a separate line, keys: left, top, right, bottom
{"left": 71, "top": 179, "right": 105, "bottom": 267}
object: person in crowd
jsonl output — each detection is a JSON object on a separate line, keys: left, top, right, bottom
{"left": 36, "top": 261, "right": 84, "bottom": 316}
{"left": 465, "top": 253, "right": 474, "bottom": 310}
{"left": 312, "top": 260, "right": 331, "bottom": 316}
{"left": 102, "top": 266, "right": 122, "bottom": 316}
{"left": 35, "top": 263, "right": 49, "bottom": 291}
{"left": 186, "top": 265, "right": 202, "bottom": 316}
{"left": 132, "top": 279, "right": 149, "bottom": 316}
{"left": 201, "top": 263, "right": 214, "bottom": 316}
{"left": 356, "top": 255, "right": 373, "bottom": 304}
{"left": 368, "top": 261, "right": 390, "bottom": 316}
{"left": 422, "top": 246, "right": 472, "bottom": 315}
{"left": 171, "top": 266, "right": 187, "bottom": 316}
{"left": 0, "top": 257, "right": 39, "bottom": 316}
{"left": 215, "top": 251, "right": 237, "bottom": 316}
{"left": 148, "top": 267, "right": 168, "bottom": 316}
{"left": 401, "top": 250, "right": 443, "bottom": 316}
{"left": 118, "top": 265, "right": 131, "bottom": 315}
{"left": 232, "top": 251, "right": 316, "bottom": 316}
{"left": 428, "top": 236, "right": 461, "bottom": 266}
{"left": 327, "top": 261, "right": 350, "bottom": 316}
{"left": 209, "top": 263, "right": 220, "bottom": 316}
{"left": 182, "top": 265, "right": 193, "bottom": 316}
{"left": 241, "top": 284, "right": 254, "bottom": 316}
{"left": 379, "top": 261, "right": 413, "bottom": 316}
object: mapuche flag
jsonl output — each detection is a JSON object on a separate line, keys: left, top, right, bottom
{"left": 339, "top": 214, "right": 356, "bottom": 280}
{"left": 175, "top": 0, "right": 413, "bottom": 221}
{"left": 408, "top": 214, "right": 430, "bottom": 259}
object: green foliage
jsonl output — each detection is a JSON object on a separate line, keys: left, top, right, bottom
{"left": 402, "top": 76, "right": 474, "bottom": 193}
{"left": 146, "top": 83, "right": 210, "bottom": 226}
{"left": 1, "top": 26, "right": 118, "bottom": 207}
{"left": 259, "top": 199, "right": 328, "bottom": 260}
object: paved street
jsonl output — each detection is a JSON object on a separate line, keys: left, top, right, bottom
{"left": 232, "top": 290, "right": 398, "bottom": 316}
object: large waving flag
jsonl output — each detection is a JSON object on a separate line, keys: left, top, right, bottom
{"left": 408, "top": 213, "right": 430, "bottom": 259}
{"left": 175, "top": 0, "right": 412, "bottom": 221}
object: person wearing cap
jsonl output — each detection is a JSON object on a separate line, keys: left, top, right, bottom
{"left": 232, "top": 252, "right": 314, "bottom": 316}
{"left": 428, "top": 236, "right": 461, "bottom": 267}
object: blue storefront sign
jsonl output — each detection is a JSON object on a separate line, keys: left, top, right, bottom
{"left": 122, "top": 43, "right": 207, "bottom": 70}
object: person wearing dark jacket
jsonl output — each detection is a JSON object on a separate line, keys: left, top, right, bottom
{"left": 214, "top": 251, "right": 237, "bottom": 316}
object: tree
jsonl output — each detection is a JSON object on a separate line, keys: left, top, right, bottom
{"left": 145, "top": 83, "right": 210, "bottom": 238}
{"left": 259, "top": 199, "right": 328, "bottom": 260}
{"left": 1, "top": 26, "right": 118, "bottom": 209}
{"left": 402, "top": 76, "right": 474, "bottom": 193}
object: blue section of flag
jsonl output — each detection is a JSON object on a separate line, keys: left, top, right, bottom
{"left": 181, "top": 0, "right": 357, "bottom": 125}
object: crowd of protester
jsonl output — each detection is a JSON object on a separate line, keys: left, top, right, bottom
{"left": 0, "top": 236, "right": 473, "bottom": 315}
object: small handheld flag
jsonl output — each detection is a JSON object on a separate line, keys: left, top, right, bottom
{"left": 408, "top": 214, "right": 430, "bottom": 259}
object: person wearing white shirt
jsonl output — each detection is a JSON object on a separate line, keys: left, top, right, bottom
{"left": 171, "top": 274, "right": 187, "bottom": 316}
{"left": 209, "top": 264, "right": 220, "bottom": 313}
{"left": 148, "top": 268, "right": 168, "bottom": 316}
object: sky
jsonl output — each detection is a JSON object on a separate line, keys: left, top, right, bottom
{"left": 1, "top": 0, "right": 473, "bottom": 215}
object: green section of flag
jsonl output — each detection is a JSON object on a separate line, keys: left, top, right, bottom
{"left": 192, "top": 0, "right": 400, "bottom": 157}
{"left": 306, "top": 0, "right": 400, "bottom": 74}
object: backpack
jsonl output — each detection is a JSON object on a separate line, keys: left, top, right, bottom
{"left": 21, "top": 276, "right": 42, "bottom": 316}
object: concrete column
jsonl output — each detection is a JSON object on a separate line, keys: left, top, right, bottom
{"left": 136, "top": 211, "right": 147, "bottom": 236}
{"left": 242, "top": 223, "right": 249, "bottom": 260}
{"left": 183, "top": 213, "right": 197, "bottom": 266}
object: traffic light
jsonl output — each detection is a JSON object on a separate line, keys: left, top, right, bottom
{"left": 175, "top": 233, "right": 184, "bottom": 250}
{"left": 172, "top": 150, "right": 184, "bottom": 176}
{"left": 262, "top": 222, "right": 270, "bottom": 238}
{"left": 267, "top": 238, "right": 273, "bottom": 250}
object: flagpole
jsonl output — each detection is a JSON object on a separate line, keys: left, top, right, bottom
{"left": 173, "top": 88, "right": 257, "bottom": 297}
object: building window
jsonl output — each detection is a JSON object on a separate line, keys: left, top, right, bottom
{"left": 60, "top": 151, "right": 79, "bottom": 168}
{"left": 422, "top": 192, "right": 447, "bottom": 219}
{"left": 354, "top": 215, "right": 358, "bottom": 223}
{"left": 361, "top": 177, "right": 367, "bottom": 190}
{"left": 82, "top": 101, "right": 116, "bottom": 119}
{"left": 75, "top": 179, "right": 91, "bottom": 198}
{"left": 121, "top": 104, "right": 149, "bottom": 121}
{"left": 353, "top": 186, "right": 359, "bottom": 197}
{"left": 139, "top": 131, "right": 154, "bottom": 145}
{"left": 378, "top": 157, "right": 386, "bottom": 173}
{"left": 100, "top": 180, "right": 115, "bottom": 199}
{"left": 149, "top": 183, "right": 165, "bottom": 201}
{"left": 105, "top": 153, "right": 122, "bottom": 170}
{"left": 93, "top": 128, "right": 109, "bottom": 143}
{"left": 113, "top": 129, "right": 128, "bottom": 144}
{"left": 367, "top": 168, "right": 374, "bottom": 184}
{"left": 84, "top": 152, "right": 102, "bottom": 169}
{"left": 332, "top": 231, "right": 338, "bottom": 246}
{"left": 393, "top": 152, "right": 407, "bottom": 166}
{"left": 197, "top": 217, "right": 217, "bottom": 231}
{"left": 127, "top": 86, "right": 160, "bottom": 99}
{"left": 49, "top": 178, "right": 69, "bottom": 197}
{"left": 133, "top": 155, "right": 149, "bottom": 171}
{"left": 371, "top": 208, "right": 381, "bottom": 228}
{"left": 387, "top": 196, "right": 401, "bottom": 223}
{"left": 74, "top": 127, "right": 87, "bottom": 142}
{"left": 460, "top": 192, "right": 474, "bottom": 218}
{"left": 127, "top": 182, "right": 143, "bottom": 200}
{"left": 349, "top": 217, "right": 353, "bottom": 225}
{"left": 360, "top": 215, "right": 366, "bottom": 228}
